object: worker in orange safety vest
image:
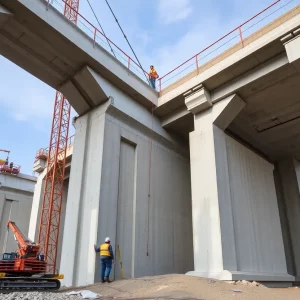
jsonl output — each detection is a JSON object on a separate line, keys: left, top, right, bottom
{"left": 149, "top": 65, "right": 159, "bottom": 90}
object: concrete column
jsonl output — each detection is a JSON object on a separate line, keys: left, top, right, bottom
{"left": 276, "top": 159, "right": 300, "bottom": 280}
{"left": 185, "top": 87, "right": 293, "bottom": 282}
{"left": 185, "top": 88, "right": 245, "bottom": 279}
{"left": 60, "top": 101, "right": 110, "bottom": 287}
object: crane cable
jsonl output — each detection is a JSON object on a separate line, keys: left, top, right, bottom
{"left": 87, "top": 0, "right": 154, "bottom": 256}
{"left": 146, "top": 102, "right": 154, "bottom": 257}
{"left": 104, "top": 0, "right": 149, "bottom": 83}
{"left": 103, "top": 0, "right": 154, "bottom": 256}
{"left": 85, "top": 0, "right": 117, "bottom": 59}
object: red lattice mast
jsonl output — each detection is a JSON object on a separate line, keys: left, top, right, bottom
{"left": 38, "top": 0, "right": 79, "bottom": 274}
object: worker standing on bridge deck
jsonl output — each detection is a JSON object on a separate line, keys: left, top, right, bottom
{"left": 149, "top": 65, "right": 159, "bottom": 90}
{"left": 94, "top": 237, "right": 114, "bottom": 283}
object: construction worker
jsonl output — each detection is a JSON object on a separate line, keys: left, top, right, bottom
{"left": 149, "top": 65, "right": 159, "bottom": 90}
{"left": 4, "top": 158, "right": 8, "bottom": 166}
{"left": 94, "top": 237, "right": 114, "bottom": 283}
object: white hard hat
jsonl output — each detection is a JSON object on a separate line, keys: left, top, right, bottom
{"left": 105, "top": 237, "right": 110, "bottom": 242}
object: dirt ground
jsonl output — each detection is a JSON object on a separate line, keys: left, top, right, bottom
{"left": 62, "top": 274, "right": 300, "bottom": 300}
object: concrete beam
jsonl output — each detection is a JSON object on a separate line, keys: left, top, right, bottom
{"left": 185, "top": 87, "right": 212, "bottom": 115}
{"left": 282, "top": 30, "right": 300, "bottom": 73}
{"left": 73, "top": 66, "right": 109, "bottom": 107}
{"left": 212, "top": 94, "right": 245, "bottom": 130}
{"left": 211, "top": 54, "right": 289, "bottom": 103}
{"left": 159, "top": 11, "right": 300, "bottom": 106}
{"left": 60, "top": 80, "right": 91, "bottom": 116}
{"left": 161, "top": 106, "right": 190, "bottom": 128}
{"left": 157, "top": 53, "right": 289, "bottom": 120}
{"left": 0, "top": 4, "right": 12, "bottom": 27}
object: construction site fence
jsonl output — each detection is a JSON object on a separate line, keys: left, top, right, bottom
{"left": 158, "top": 0, "right": 299, "bottom": 91}
{"left": 45, "top": 0, "right": 149, "bottom": 84}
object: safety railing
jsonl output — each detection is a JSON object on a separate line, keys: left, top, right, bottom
{"left": 0, "top": 164, "right": 21, "bottom": 175}
{"left": 35, "top": 134, "right": 75, "bottom": 162}
{"left": 46, "top": 0, "right": 149, "bottom": 84}
{"left": 158, "top": 0, "right": 299, "bottom": 91}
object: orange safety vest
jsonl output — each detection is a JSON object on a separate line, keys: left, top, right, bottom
{"left": 99, "top": 243, "right": 111, "bottom": 257}
{"left": 149, "top": 69, "right": 158, "bottom": 79}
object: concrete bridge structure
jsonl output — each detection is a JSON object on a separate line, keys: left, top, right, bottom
{"left": 1, "top": 0, "right": 300, "bottom": 287}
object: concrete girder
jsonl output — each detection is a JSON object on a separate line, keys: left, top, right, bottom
{"left": 282, "top": 29, "right": 300, "bottom": 73}
{"left": 0, "top": 4, "right": 12, "bottom": 28}
{"left": 160, "top": 53, "right": 289, "bottom": 129}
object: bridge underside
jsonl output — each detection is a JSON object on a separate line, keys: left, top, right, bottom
{"left": 2, "top": 0, "right": 300, "bottom": 288}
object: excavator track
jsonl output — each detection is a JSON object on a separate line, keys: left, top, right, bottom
{"left": 0, "top": 277, "right": 60, "bottom": 291}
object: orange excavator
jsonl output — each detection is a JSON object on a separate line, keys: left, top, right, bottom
{"left": 0, "top": 221, "right": 62, "bottom": 290}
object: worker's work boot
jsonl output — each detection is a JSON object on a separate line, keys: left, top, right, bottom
{"left": 101, "top": 280, "right": 105, "bottom": 283}
{"left": 104, "top": 277, "right": 112, "bottom": 283}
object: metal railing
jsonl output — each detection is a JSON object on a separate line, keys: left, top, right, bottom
{"left": 0, "top": 164, "right": 21, "bottom": 175}
{"left": 46, "top": 0, "right": 149, "bottom": 83}
{"left": 45, "top": 0, "right": 299, "bottom": 92}
{"left": 35, "top": 134, "right": 75, "bottom": 161}
{"left": 158, "top": 0, "right": 299, "bottom": 91}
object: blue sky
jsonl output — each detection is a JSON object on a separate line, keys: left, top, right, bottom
{"left": 0, "top": 0, "right": 296, "bottom": 174}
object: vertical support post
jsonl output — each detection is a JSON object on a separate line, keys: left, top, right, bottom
{"left": 238, "top": 27, "right": 244, "bottom": 48}
{"left": 159, "top": 79, "right": 162, "bottom": 92}
{"left": 128, "top": 57, "right": 131, "bottom": 75}
{"left": 46, "top": 0, "right": 50, "bottom": 10}
{"left": 196, "top": 55, "right": 199, "bottom": 75}
{"left": 93, "top": 28, "right": 97, "bottom": 48}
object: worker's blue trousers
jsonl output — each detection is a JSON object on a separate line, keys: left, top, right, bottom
{"left": 100, "top": 257, "right": 112, "bottom": 280}
{"left": 150, "top": 78, "right": 156, "bottom": 89}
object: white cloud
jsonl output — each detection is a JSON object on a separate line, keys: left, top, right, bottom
{"left": 158, "top": 0, "right": 192, "bottom": 24}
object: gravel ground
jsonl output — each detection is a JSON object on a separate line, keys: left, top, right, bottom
{"left": 0, "top": 292, "right": 81, "bottom": 300}
{"left": 1, "top": 275, "right": 300, "bottom": 300}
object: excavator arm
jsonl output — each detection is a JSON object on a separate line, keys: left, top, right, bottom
{"left": 7, "top": 221, "right": 40, "bottom": 258}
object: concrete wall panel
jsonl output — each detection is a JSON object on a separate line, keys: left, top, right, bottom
{"left": 277, "top": 159, "right": 300, "bottom": 278}
{"left": 226, "top": 136, "right": 287, "bottom": 274}
{"left": 95, "top": 111, "right": 193, "bottom": 282}
{"left": 115, "top": 140, "right": 136, "bottom": 279}
{"left": 0, "top": 174, "right": 36, "bottom": 254}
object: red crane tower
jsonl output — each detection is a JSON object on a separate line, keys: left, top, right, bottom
{"left": 38, "top": 0, "right": 79, "bottom": 274}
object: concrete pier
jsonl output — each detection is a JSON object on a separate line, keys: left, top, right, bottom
{"left": 59, "top": 74, "right": 193, "bottom": 287}
{"left": 185, "top": 89, "right": 293, "bottom": 281}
